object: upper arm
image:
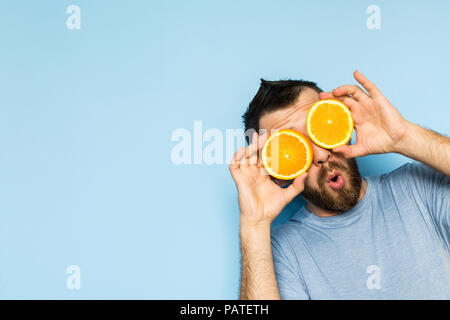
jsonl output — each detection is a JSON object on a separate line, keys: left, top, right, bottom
{"left": 407, "top": 163, "right": 450, "bottom": 247}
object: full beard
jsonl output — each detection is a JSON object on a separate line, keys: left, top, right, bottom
{"left": 301, "top": 158, "right": 362, "bottom": 212}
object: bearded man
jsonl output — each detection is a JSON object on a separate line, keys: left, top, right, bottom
{"left": 229, "top": 71, "right": 450, "bottom": 299}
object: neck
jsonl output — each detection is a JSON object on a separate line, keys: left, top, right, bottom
{"left": 306, "top": 178, "right": 368, "bottom": 217}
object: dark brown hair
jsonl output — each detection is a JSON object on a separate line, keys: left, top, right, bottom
{"left": 242, "top": 79, "right": 322, "bottom": 143}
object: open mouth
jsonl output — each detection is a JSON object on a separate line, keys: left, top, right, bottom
{"left": 327, "top": 171, "right": 345, "bottom": 190}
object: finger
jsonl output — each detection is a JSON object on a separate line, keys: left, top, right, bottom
{"left": 332, "top": 144, "right": 366, "bottom": 158}
{"left": 319, "top": 92, "right": 335, "bottom": 100}
{"left": 353, "top": 70, "right": 381, "bottom": 98}
{"left": 258, "top": 130, "right": 269, "bottom": 145}
{"left": 283, "top": 172, "right": 308, "bottom": 203}
{"left": 259, "top": 165, "right": 269, "bottom": 177}
{"left": 248, "top": 132, "right": 259, "bottom": 165}
{"left": 229, "top": 163, "right": 240, "bottom": 181}
{"left": 318, "top": 91, "right": 359, "bottom": 111}
{"left": 253, "top": 131, "right": 269, "bottom": 165}
{"left": 244, "top": 131, "right": 267, "bottom": 165}
{"left": 332, "top": 95, "right": 359, "bottom": 110}
{"left": 229, "top": 148, "right": 244, "bottom": 180}
{"left": 241, "top": 140, "right": 258, "bottom": 166}
{"left": 232, "top": 147, "right": 245, "bottom": 166}
{"left": 332, "top": 85, "right": 368, "bottom": 101}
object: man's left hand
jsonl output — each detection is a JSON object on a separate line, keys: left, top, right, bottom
{"left": 319, "top": 70, "right": 410, "bottom": 158}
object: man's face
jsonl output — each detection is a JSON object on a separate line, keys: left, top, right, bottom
{"left": 259, "top": 88, "right": 362, "bottom": 212}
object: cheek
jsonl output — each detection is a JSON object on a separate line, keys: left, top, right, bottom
{"left": 306, "top": 166, "right": 321, "bottom": 187}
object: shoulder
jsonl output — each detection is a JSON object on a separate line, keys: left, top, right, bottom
{"left": 386, "top": 161, "right": 434, "bottom": 177}
{"left": 379, "top": 161, "right": 423, "bottom": 180}
{"left": 377, "top": 162, "right": 446, "bottom": 189}
{"left": 271, "top": 216, "right": 306, "bottom": 255}
{"left": 271, "top": 221, "right": 298, "bottom": 246}
{"left": 368, "top": 162, "right": 430, "bottom": 187}
{"left": 369, "top": 162, "right": 449, "bottom": 208}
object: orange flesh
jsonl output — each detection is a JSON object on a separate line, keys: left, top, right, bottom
{"left": 309, "top": 103, "right": 352, "bottom": 146}
{"left": 265, "top": 133, "right": 309, "bottom": 176}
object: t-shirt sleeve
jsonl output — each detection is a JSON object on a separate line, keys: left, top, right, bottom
{"left": 405, "top": 162, "right": 450, "bottom": 248}
{"left": 271, "top": 232, "right": 309, "bottom": 300}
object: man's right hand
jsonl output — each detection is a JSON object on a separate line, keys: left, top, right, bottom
{"left": 229, "top": 131, "right": 308, "bottom": 299}
{"left": 229, "top": 131, "right": 308, "bottom": 227}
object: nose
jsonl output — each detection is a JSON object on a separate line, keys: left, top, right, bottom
{"left": 311, "top": 142, "right": 331, "bottom": 166}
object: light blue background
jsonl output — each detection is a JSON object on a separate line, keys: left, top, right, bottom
{"left": 0, "top": 0, "right": 449, "bottom": 299}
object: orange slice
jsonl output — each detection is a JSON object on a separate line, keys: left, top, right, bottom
{"left": 306, "top": 99, "right": 354, "bottom": 149}
{"left": 261, "top": 129, "right": 313, "bottom": 180}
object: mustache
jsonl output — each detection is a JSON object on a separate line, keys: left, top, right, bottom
{"left": 317, "top": 161, "right": 349, "bottom": 185}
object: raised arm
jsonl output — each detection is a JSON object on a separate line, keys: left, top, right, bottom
{"left": 395, "top": 123, "right": 450, "bottom": 176}
{"left": 229, "top": 132, "right": 307, "bottom": 299}
{"left": 320, "top": 70, "right": 450, "bottom": 175}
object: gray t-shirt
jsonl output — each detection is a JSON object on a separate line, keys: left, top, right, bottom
{"left": 271, "top": 162, "right": 450, "bottom": 299}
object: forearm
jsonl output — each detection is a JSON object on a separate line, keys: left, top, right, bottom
{"left": 239, "top": 221, "right": 281, "bottom": 300}
{"left": 396, "top": 121, "right": 450, "bottom": 176}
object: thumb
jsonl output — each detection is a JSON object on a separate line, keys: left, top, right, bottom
{"left": 283, "top": 172, "right": 308, "bottom": 203}
{"left": 332, "top": 144, "right": 365, "bottom": 158}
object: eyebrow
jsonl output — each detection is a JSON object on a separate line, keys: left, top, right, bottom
{"left": 264, "top": 98, "right": 319, "bottom": 130}
{"left": 296, "top": 98, "right": 319, "bottom": 110}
